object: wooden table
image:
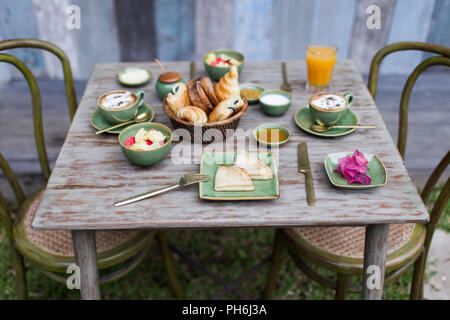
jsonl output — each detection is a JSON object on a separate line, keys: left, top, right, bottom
{"left": 33, "top": 60, "right": 429, "bottom": 300}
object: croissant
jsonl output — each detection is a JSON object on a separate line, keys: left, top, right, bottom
{"left": 176, "top": 106, "right": 208, "bottom": 124}
{"left": 166, "top": 83, "right": 191, "bottom": 114}
{"left": 214, "top": 66, "right": 240, "bottom": 101}
{"left": 208, "top": 96, "right": 244, "bottom": 123}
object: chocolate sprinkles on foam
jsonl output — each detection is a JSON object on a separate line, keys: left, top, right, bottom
{"left": 311, "top": 94, "right": 347, "bottom": 110}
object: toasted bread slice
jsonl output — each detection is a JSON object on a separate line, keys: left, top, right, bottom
{"left": 214, "top": 165, "right": 255, "bottom": 191}
{"left": 234, "top": 151, "right": 273, "bottom": 180}
{"left": 200, "top": 77, "right": 220, "bottom": 106}
{"left": 196, "top": 81, "right": 214, "bottom": 113}
{"left": 187, "top": 80, "right": 203, "bottom": 107}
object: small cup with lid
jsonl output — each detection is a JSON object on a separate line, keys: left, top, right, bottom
{"left": 155, "top": 71, "right": 185, "bottom": 101}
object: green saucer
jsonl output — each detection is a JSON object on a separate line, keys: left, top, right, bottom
{"left": 294, "top": 106, "right": 359, "bottom": 137}
{"left": 199, "top": 151, "right": 279, "bottom": 201}
{"left": 324, "top": 152, "right": 387, "bottom": 189}
{"left": 117, "top": 67, "right": 152, "bottom": 87}
{"left": 90, "top": 103, "right": 155, "bottom": 134}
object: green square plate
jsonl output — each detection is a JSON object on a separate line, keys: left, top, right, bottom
{"left": 324, "top": 152, "right": 387, "bottom": 189}
{"left": 199, "top": 151, "right": 280, "bottom": 200}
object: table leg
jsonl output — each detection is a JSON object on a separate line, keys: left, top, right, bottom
{"left": 362, "top": 224, "right": 389, "bottom": 300}
{"left": 72, "top": 230, "right": 101, "bottom": 300}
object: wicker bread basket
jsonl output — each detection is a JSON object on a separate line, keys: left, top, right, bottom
{"left": 163, "top": 95, "right": 248, "bottom": 144}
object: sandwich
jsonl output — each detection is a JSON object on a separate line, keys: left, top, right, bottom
{"left": 234, "top": 151, "right": 273, "bottom": 180}
{"left": 214, "top": 165, "right": 255, "bottom": 191}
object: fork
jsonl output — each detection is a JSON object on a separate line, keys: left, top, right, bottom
{"left": 280, "top": 62, "right": 292, "bottom": 92}
{"left": 114, "top": 173, "right": 211, "bottom": 207}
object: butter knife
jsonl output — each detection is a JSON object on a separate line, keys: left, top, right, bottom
{"left": 298, "top": 142, "right": 316, "bottom": 206}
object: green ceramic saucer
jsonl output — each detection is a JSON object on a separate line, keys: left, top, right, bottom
{"left": 199, "top": 151, "right": 280, "bottom": 201}
{"left": 294, "top": 106, "right": 359, "bottom": 137}
{"left": 90, "top": 103, "right": 155, "bottom": 134}
{"left": 117, "top": 67, "right": 152, "bottom": 87}
{"left": 240, "top": 83, "right": 265, "bottom": 104}
{"left": 324, "top": 152, "right": 387, "bottom": 189}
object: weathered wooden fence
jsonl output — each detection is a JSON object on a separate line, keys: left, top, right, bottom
{"left": 0, "top": 0, "right": 448, "bottom": 80}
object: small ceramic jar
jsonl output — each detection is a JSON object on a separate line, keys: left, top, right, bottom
{"left": 155, "top": 72, "right": 185, "bottom": 101}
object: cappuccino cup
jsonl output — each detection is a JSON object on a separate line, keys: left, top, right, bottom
{"left": 309, "top": 92, "right": 354, "bottom": 126}
{"left": 98, "top": 90, "right": 145, "bottom": 124}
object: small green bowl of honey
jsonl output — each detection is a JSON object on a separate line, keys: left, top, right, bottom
{"left": 240, "top": 83, "right": 265, "bottom": 104}
{"left": 253, "top": 123, "right": 291, "bottom": 147}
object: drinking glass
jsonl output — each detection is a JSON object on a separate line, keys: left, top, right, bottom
{"left": 306, "top": 42, "right": 338, "bottom": 91}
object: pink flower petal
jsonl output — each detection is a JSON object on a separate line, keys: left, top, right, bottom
{"left": 334, "top": 150, "right": 371, "bottom": 185}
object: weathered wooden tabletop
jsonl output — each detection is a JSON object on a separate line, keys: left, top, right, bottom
{"left": 32, "top": 60, "right": 429, "bottom": 231}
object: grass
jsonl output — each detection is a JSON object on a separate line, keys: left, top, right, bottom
{"left": 0, "top": 184, "right": 447, "bottom": 300}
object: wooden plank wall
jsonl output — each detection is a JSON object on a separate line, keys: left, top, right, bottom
{"left": 194, "top": 0, "right": 234, "bottom": 59}
{"left": 311, "top": 0, "right": 358, "bottom": 59}
{"left": 0, "top": 0, "right": 45, "bottom": 81}
{"left": 350, "top": 0, "right": 395, "bottom": 74}
{"left": 154, "top": 0, "right": 195, "bottom": 61}
{"left": 427, "top": 0, "right": 450, "bottom": 47}
{"left": 32, "top": 0, "right": 81, "bottom": 79}
{"left": 32, "top": 0, "right": 120, "bottom": 79}
{"left": 234, "top": 0, "right": 273, "bottom": 61}
{"left": 115, "top": 0, "right": 155, "bottom": 61}
{"left": 0, "top": 0, "right": 448, "bottom": 80}
{"left": 272, "top": 0, "right": 315, "bottom": 60}
{"left": 381, "top": 0, "right": 435, "bottom": 74}
{"left": 425, "top": 0, "right": 450, "bottom": 66}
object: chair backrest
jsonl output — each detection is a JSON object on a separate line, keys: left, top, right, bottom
{"left": 368, "top": 41, "right": 450, "bottom": 249}
{"left": 0, "top": 39, "right": 77, "bottom": 225}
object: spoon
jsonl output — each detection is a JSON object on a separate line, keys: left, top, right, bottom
{"left": 280, "top": 62, "right": 292, "bottom": 92}
{"left": 311, "top": 124, "right": 376, "bottom": 132}
{"left": 154, "top": 58, "right": 166, "bottom": 72}
{"left": 96, "top": 112, "right": 150, "bottom": 135}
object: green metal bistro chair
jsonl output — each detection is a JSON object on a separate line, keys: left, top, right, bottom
{"left": 0, "top": 39, "right": 182, "bottom": 299}
{"left": 263, "top": 42, "right": 450, "bottom": 300}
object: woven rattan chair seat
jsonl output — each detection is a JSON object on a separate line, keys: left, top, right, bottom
{"left": 290, "top": 224, "right": 415, "bottom": 259}
{"left": 23, "top": 191, "right": 139, "bottom": 257}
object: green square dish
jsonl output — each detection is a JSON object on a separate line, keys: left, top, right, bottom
{"left": 199, "top": 151, "right": 280, "bottom": 200}
{"left": 324, "top": 152, "right": 387, "bottom": 189}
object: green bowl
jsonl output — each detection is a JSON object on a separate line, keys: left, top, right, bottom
{"left": 118, "top": 122, "right": 172, "bottom": 166}
{"left": 259, "top": 90, "right": 292, "bottom": 116}
{"left": 203, "top": 49, "right": 244, "bottom": 81}
{"left": 240, "top": 83, "right": 265, "bottom": 104}
{"left": 253, "top": 123, "right": 291, "bottom": 147}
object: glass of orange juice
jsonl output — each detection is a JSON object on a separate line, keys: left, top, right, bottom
{"left": 306, "top": 42, "right": 338, "bottom": 91}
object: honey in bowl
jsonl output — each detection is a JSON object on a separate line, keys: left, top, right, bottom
{"left": 241, "top": 88, "right": 261, "bottom": 100}
{"left": 256, "top": 128, "right": 288, "bottom": 144}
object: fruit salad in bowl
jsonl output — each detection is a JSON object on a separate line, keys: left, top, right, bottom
{"left": 205, "top": 52, "right": 242, "bottom": 67}
{"left": 119, "top": 123, "right": 172, "bottom": 166}
{"left": 124, "top": 127, "right": 167, "bottom": 151}
{"left": 203, "top": 49, "right": 244, "bottom": 81}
